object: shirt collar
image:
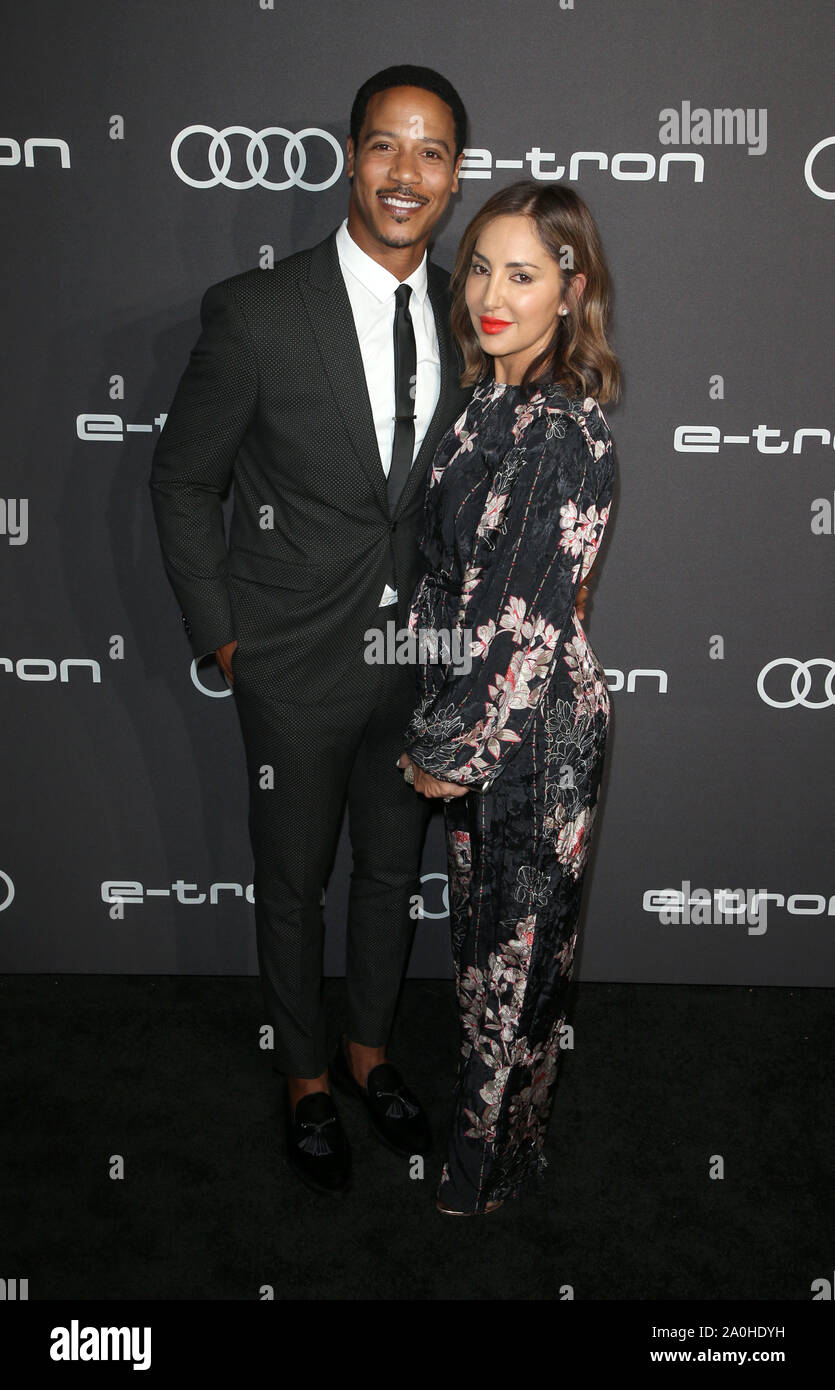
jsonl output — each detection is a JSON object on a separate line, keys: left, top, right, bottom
{"left": 336, "top": 216, "right": 428, "bottom": 305}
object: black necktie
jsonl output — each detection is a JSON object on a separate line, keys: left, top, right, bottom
{"left": 387, "top": 282, "right": 417, "bottom": 515}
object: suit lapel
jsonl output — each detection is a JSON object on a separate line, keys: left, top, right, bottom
{"left": 298, "top": 226, "right": 462, "bottom": 521}
{"left": 299, "top": 228, "right": 388, "bottom": 513}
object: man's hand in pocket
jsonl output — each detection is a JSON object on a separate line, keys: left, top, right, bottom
{"left": 216, "top": 639, "right": 238, "bottom": 684}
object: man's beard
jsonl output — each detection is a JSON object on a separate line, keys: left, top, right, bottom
{"left": 375, "top": 227, "right": 421, "bottom": 247}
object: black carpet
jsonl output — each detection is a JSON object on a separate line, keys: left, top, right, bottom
{"left": 1, "top": 974, "right": 832, "bottom": 1300}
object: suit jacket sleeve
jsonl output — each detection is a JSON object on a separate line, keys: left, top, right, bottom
{"left": 403, "top": 407, "right": 614, "bottom": 789}
{"left": 149, "top": 278, "right": 259, "bottom": 659}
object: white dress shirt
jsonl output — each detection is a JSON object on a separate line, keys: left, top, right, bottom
{"left": 335, "top": 216, "right": 441, "bottom": 605}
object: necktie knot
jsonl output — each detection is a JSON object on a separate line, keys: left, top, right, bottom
{"left": 395, "top": 282, "right": 412, "bottom": 309}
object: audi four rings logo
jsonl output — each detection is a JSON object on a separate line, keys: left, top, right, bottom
{"left": 757, "top": 658, "right": 835, "bottom": 708}
{"left": 171, "top": 125, "right": 343, "bottom": 190}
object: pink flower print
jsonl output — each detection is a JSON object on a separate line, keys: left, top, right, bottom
{"left": 487, "top": 659, "right": 526, "bottom": 713}
{"left": 468, "top": 617, "right": 497, "bottom": 659}
{"left": 498, "top": 595, "right": 530, "bottom": 642}
{"left": 476, "top": 489, "right": 511, "bottom": 541}
{"left": 448, "top": 830, "right": 472, "bottom": 896}
{"left": 555, "top": 804, "right": 596, "bottom": 878}
{"left": 524, "top": 613, "right": 560, "bottom": 647}
{"left": 558, "top": 498, "right": 586, "bottom": 557}
{"left": 518, "top": 630, "right": 559, "bottom": 687}
{"left": 512, "top": 404, "right": 537, "bottom": 441}
{"left": 513, "top": 914, "right": 537, "bottom": 953}
{"left": 560, "top": 499, "right": 607, "bottom": 560}
{"left": 563, "top": 634, "right": 609, "bottom": 719}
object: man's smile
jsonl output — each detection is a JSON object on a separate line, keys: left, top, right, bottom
{"left": 377, "top": 191, "right": 426, "bottom": 217}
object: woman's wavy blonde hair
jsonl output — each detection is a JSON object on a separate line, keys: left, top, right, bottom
{"left": 449, "top": 180, "right": 621, "bottom": 403}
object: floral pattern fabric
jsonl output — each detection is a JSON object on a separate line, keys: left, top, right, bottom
{"left": 403, "top": 376, "right": 616, "bottom": 1212}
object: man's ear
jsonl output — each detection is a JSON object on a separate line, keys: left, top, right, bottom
{"left": 451, "top": 150, "right": 466, "bottom": 193}
{"left": 346, "top": 136, "right": 355, "bottom": 180}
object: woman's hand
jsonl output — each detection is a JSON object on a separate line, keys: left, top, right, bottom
{"left": 397, "top": 752, "right": 469, "bottom": 799}
{"left": 397, "top": 581, "right": 591, "bottom": 794}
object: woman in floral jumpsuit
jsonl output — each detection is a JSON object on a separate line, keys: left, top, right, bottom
{"left": 402, "top": 376, "right": 615, "bottom": 1214}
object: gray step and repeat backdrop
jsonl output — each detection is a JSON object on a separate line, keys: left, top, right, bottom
{"left": 2, "top": 1, "right": 833, "bottom": 985}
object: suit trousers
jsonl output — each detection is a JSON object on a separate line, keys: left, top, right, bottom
{"left": 230, "top": 633, "right": 432, "bottom": 1077}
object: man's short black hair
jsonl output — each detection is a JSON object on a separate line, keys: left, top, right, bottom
{"left": 350, "top": 64, "right": 468, "bottom": 161}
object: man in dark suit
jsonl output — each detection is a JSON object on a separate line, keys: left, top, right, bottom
{"left": 149, "top": 65, "right": 473, "bottom": 1194}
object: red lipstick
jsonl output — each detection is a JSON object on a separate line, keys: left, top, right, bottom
{"left": 480, "top": 316, "right": 512, "bottom": 334}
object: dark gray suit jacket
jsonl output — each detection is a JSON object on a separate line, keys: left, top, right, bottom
{"left": 149, "top": 225, "right": 474, "bottom": 700}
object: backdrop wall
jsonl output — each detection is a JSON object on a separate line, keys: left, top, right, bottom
{"left": 2, "top": 0, "right": 833, "bottom": 985}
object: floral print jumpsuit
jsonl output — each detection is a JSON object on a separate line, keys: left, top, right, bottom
{"left": 402, "top": 376, "right": 616, "bottom": 1212}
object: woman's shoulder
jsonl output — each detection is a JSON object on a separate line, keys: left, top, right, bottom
{"left": 534, "top": 381, "right": 609, "bottom": 422}
{"left": 531, "top": 385, "right": 613, "bottom": 462}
